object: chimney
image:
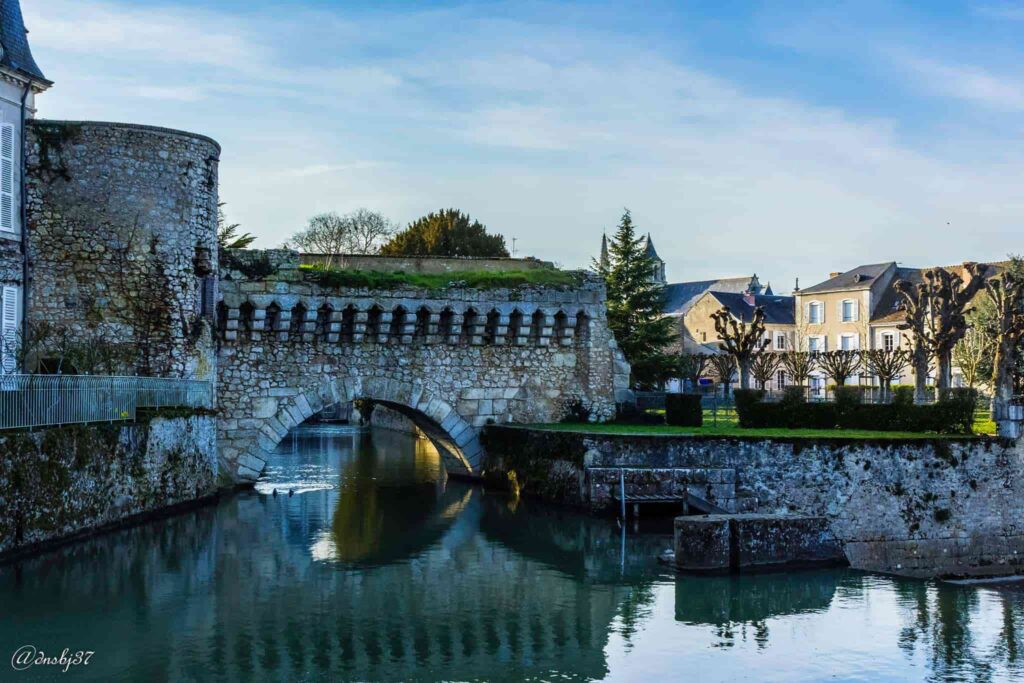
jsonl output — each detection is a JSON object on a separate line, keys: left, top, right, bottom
{"left": 742, "top": 290, "right": 755, "bottom": 306}
{"left": 829, "top": 271, "right": 841, "bottom": 279}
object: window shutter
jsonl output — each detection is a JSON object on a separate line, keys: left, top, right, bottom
{"left": 803, "top": 302, "right": 810, "bottom": 323}
{"left": 1, "top": 285, "right": 18, "bottom": 374}
{"left": 853, "top": 299, "right": 860, "bottom": 322}
{"left": 0, "top": 123, "right": 15, "bottom": 234}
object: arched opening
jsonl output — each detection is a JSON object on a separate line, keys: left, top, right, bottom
{"left": 389, "top": 306, "right": 408, "bottom": 343}
{"left": 461, "top": 308, "right": 478, "bottom": 345}
{"left": 574, "top": 310, "right": 591, "bottom": 344}
{"left": 438, "top": 308, "right": 455, "bottom": 342}
{"left": 340, "top": 304, "right": 356, "bottom": 342}
{"left": 265, "top": 302, "right": 282, "bottom": 337}
{"left": 508, "top": 309, "right": 524, "bottom": 345}
{"left": 529, "top": 310, "right": 545, "bottom": 345}
{"left": 413, "top": 306, "right": 431, "bottom": 343}
{"left": 316, "top": 303, "right": 333, "bottom": 341}
{"left": 366, "top": 305, "right": 383, "bottom": 342}
{"left": 553, "top": 310, "right": 569, "bottom": 346}
{"left": 483, "top": 309, "right": 501, "bottom": 345}
{"left": 239, "top": 301, "right": 255, "bottom": 337}
{"left": 289, "top": 302, "right": 308, "bottom": 339}
{"left": 216, "top": 301, "right": 228, "bottom": 338}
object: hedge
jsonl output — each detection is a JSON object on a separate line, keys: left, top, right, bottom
{"left": 733, "top": 388, "right": 977, "bottom": 434}
{"left": 666, "top": 393, "right": 703, "bottom": 427}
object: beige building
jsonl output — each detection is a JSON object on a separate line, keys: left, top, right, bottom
{"left": 795, "top": 261, "right": 1005, "bottom": 395}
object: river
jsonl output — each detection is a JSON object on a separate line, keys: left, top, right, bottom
{"left": 1, "top": 424, "right": 1023, "bottom": 681}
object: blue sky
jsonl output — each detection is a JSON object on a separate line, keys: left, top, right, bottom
{"left": 24, "top": 0, "right": 1024, "bottom": 291}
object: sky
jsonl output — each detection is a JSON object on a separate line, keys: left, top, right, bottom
{"left": 23, "top": 0, "right": 1024, "bottom": 292}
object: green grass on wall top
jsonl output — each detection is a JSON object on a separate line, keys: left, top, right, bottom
{"left": 300, "top": 264, "right": 581, "bottom": 290}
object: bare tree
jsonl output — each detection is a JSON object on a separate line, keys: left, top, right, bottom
{"left": 709, "top": 353, "right": 737, "bottom": 397}
{"left": 863, "top": 348, "right": 911, "bottom": 401}
{"left": 678, "top": 353, "right": 710, "bottom": 392}
{"left": 782, "top": 350, "right": 816, "bottom": 389}
{"left": 750, "top": 351, "right": 783, "bottom": 391}
{"left": 818, "top": 350, "right": 862, "bottom": 387}
{"left": 894, "top": 263, "right": 988, "bottom": 399}
{"left": 952, "top": 327, "right": 990, "bottom": 389}
{"left": 286, "top": 209, "right": 397, "bottom": 265}
{"left": 711, "top": 306, "right": 768, "bottom": 389}
{"left": 984, "top": 271, "right": 1024, "bottom": 418}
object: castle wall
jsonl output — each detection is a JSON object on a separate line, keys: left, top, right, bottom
{"left": 300, "top": 253, "right": 554, "bottom": 274}
{"left": 24, "top": 120, "right": 220, "bottom": 379}
{"left": 216, "top": 250, "right": 630, "bottom": 482}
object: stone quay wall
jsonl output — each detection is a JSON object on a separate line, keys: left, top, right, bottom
{"left": 24, "top": 120, "right": 220, "bottom": 379}
{"left": 0, "top": 415, "right": 218, "bottom": 557}
{"left": 482, "top": 426, "right": 1024, "bottom": 578}
{"left": 216, "top": 250, "right": 630, "bottom": 483}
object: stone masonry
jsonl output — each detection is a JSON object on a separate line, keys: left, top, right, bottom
{"left": 217, "top": 250, "right": 630, "bottom": 482}
{"left": 483, "top": 427, "right": 1024, "bottom": 578}
{"left": 24, "top": 120, "right": 220, "bottom": 379}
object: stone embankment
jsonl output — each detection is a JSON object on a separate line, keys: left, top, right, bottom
{"left": 0, "top": 415, "right": 218, "bottom": 558}
{"left": 482, "top": 426, "right": 1024, "bottom": 578}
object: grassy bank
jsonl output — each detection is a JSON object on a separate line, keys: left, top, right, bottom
{"left": 300, "top": 264, "right": 581, "bottom": 290}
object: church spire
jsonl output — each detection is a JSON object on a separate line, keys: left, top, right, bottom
{"left": 599, "top": 232, "right": 609, "bottom": 270}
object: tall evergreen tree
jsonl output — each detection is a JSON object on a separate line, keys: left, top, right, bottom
{"left": 596, "top": 209, "right": 678, "bottom": 388}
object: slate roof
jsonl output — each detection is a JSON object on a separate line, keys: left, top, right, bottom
{"left": 0, "top": 0, "right": 47, "bottom": 82}
{"left": 642, "top": 233, "right": 662, "bottom": 262}
{"left": 662, "top": 276, "right": 752, "bottom": 316}
{"left": 870, "top": 261, "right": 1009, "bottom": 324}
{"left": 799, "top": 262, "right": 893, "bottom": 295}
{"left": 708, "top": 291, "right": 796, "bottom": 325}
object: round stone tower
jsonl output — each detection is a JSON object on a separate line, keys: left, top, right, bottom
{"left": 24, "top": 120, "right": 220, "bottom": 379}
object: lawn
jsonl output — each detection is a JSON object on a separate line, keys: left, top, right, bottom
{"left": 300, "top": 264, "right": 581, "bottom": 290}
{"left": 529, "top": 406, "right": 996, "bottom": 439}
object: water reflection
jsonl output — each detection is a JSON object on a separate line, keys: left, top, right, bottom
{"left": 0, "top": 425, "right": 1022, "bottom": 681}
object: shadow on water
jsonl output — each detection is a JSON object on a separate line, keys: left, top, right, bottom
{"left": 0, "top": 425, "right": 1023, "bottom": 681}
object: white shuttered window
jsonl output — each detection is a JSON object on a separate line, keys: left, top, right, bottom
{"left": 0, "top": 123, "right": 15, "bottom": 234}
{"left": 1, "top": 285, "right": 18, "bottom": 373}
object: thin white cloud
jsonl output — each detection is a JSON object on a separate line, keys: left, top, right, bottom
{"left": 899, "top": 57, "right": 1024, "bottom": 111}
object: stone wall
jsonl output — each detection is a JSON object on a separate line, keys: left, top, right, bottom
{"left": 483, "top": 427, "right": 1024, "bottom": 578}
{"left": 300, "top": 253, "right": 554, "bottom": 274}
{"left": 24, "top": 120, "right": 220, "bottom": 379}
{"left": 0, "top": 414, "right": 218, "bottom": 556}
{"left": 217, "top": 249, "right": 630, "bottom": 483}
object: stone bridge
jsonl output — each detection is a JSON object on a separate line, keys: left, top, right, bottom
{"left": 216, "top": 251, "right": 629, "bottom": 482}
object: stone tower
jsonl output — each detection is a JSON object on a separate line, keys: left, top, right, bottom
{"left": 642, "top": 233, "right": 667, "bottom": 286}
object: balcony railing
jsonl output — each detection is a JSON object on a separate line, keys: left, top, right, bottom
{"left": 0, "top": 375, "right": 213, "bottom": 431}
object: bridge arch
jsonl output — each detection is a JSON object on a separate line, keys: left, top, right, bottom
{"left": 225, "top": 376, "right": 482, "bottom": 482}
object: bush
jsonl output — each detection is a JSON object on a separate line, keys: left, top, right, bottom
{"left": 833, "top": 386, "right": 864, "bottom": 409}
{"left": 666, "top": 393, "right": 703, "bottom": 427}
{"left": 733, "top": 387, "right": 977, "bottom": 435}
{"left": 892, "top": 385, "right": 915, "bottom": 406}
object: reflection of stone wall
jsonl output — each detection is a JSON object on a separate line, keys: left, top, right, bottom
{"left": 0, "top": 415, "right": 217, "bottom": 556}
{"left": 484, "top": 427, "right": 1024, "bottom": 578}
{"left": 25, "top": 120, "right": 219, "bottom": 379}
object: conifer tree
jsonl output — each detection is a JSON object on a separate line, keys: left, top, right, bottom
{"left": 596, "top": 209, "right": 677, "bottom": 388}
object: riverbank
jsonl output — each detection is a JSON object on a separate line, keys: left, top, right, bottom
{"left": 482, "top": 425, "right": 1024, "bottom": 578}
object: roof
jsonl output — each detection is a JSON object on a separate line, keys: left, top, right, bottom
{"left": 870, "top": 261, "right": 1008, "bottom": 324}
{"left": 663, "top": 276, "right": 753, "bottom": 316}
{"left": 643, "top": 233, "right": 662, "bottom": 262}
{"left": 0, "top": 0, "right": 47, "bottom": 83}
{"left": 799, "top": 262, "right": 893, "bottom": 295}
{"left": 707, "top": 291, "right": 796, "bottom": 325}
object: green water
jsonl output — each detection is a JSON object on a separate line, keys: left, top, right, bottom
{"left": 1, "top": 425, "right": 1023, "bottom": 682}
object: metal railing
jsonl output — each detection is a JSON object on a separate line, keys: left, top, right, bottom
{"left": 0, "top": 375, "right": 213, "bottom": 431}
